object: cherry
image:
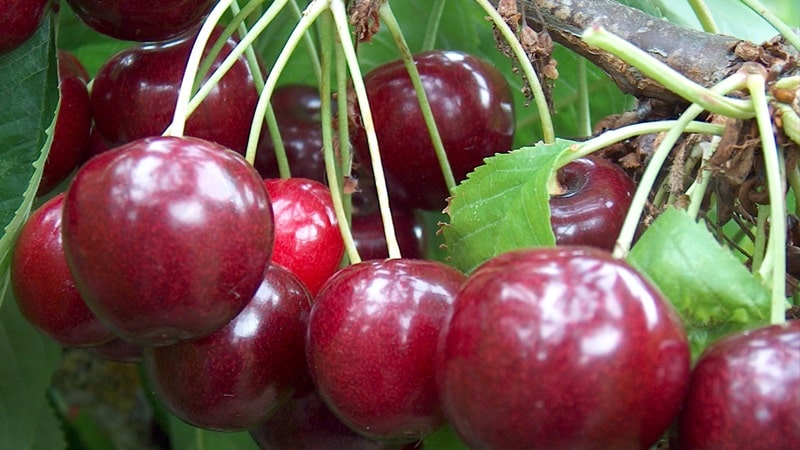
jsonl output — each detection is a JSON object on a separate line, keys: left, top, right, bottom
{"left": 64, "top": 0, "right": 216, "bottom": 42}
{"left": 144, "top": 264, "right": 311, "bottom": 431}
{"left": 10, "top": 193, "right": 116, "bottom": 348}
{"left": 256, "top": 85, "right": 326, "bottom": 183}
{"left": 264, "top": 177, "right": 344, "bottom": 296}
{"left": 306, "top": 258, "right": 466, "bottom": 443}
{"left": 0, "top": 0, "right": 49, "bottom": 54}
{"left": 91, "top": 27, "right": 260, "bottom": 155}
{"left": 437, "top": 246, "right": 690, "bottom": 450}
{"left": 352, "top": 50, "right": 515, "bottom": 211}
{"left": 249, "top": 390, "right": 413, "bottom": 450}
{"left": 62, "top": 136, "right": 273, "bottom": 346}
{"left": 674, "top": 321, "right": 800, "bottom": 450}
{"left": 550, "top": 156, "right": 635, "bottom": 250}
{"left": 38, "top": 50, "right": 93, "bottom": 195}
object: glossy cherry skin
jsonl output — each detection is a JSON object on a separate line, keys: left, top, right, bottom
{"left": 62, "top": 136, "right": 273, "bottom": 346}
{"left": 91, "top": 28, "right": 259, "bottom": 155}
{"left": 0, "top": 0, "right": 49, "bottom": 54}
{"left": 10, "top": 193, "right": 116, "bottom": 348}
{"left": 352, "top": 50, "right": 515, "bottom": 211}
{"left": 256, "top": 85, "right": 326, "bottom": 183}
{"left": 307, "top": 258, "right": 466, "bottom": 443}
{"left": 550, "top": 157, "right": 635, "bottom": 251}
{"left": 437, "top": 246, "right": 690, "bottom": 450}
{"left": 39, "top": 50, "right": 93, "bottom": 195}
{"left": 674, "top": 321, "right": 800, "bottom": 450}
{"left": 249, "top": 390, "right": 413, "bottom": 450}
{"left": 265, "top": 178, "right": 344, "bottom": 296}
{"left": 64, "top": 0, "right": 216, "bottom": 42}
{"left": 144, "top": 264, "right": 311, "bottom": 431}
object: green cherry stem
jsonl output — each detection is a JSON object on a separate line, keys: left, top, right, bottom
{"left": 330, "top": 0, "right": 401, "bottom": 259}
{"left": 576, "top": 58, "right": 592, "bottom": 138}
{"left": 379, "top": 1, "right": 457, "bottom": 193}
{"left": 788, "top": 163, "right": 800, "bottom": 215}
{"left": 688, "top": 0, "right": 720, "bottom": 34}
{"left": 289, "top": 0, "right": 323, "bottom": 85}
{"left": 686, "top": 136, "right": 722, "bottom": 219}
{"left": 473, "top": 0, "right": 556, "bottom": 143}
{"left": 611, "top": 72, "right": 749, "bottom": 260}
{"left": 747, "top": 67, "right": 787, "bottom": 324}
{"left": 318, "top": 10, "right": 361, "bottom": 265}
{"left": 581, "top": 25, "right": 755, "bottom": 119}
{"left": 167, "top": 0, "right": 234, "bottom": 137}
{"left": 738, "top": 0, "right": 800, "bottom": 51}
{"left": 422, "top": 0, "right": 447, "bottom": 52}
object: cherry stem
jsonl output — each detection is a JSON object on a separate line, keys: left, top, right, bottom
{"left": 738, "top": 0, "right": 800, "bottom": 50}
{"left": 789, "top": 164, "right": 800, "bottom": 215}
{"left": 581, "top": 25, "right": 755, "bottom": 119}
{"left": 688, "top": 0, "right": 720, "bottom": 34}
{"left": 752, "top": 205, "right": 769, "bottom": 274}
{"left": 246, "top": 0, "right": 326, "bottom": 166}
{"left": 576, "top": 58, "right": 592, "bottom": 138}
{"left": 335, "top": 43, "right": 353, "bottom": 219}
{"left": 747, "top": 68, "right": 787, "bottom": 324}
{"left": 473, "top": 0, "right": 556, "bottom": 143}
{"left": 685, "top": 136, "right": 722, "bottom": 218}
{"left": 611, "top": 72, "right": 749, "bottom": 260}
{"left": 318, "top": 10, "right": 361, "bottom": 265}
{"left": 330, "top": 0, "right": 402, "bottom": 259}
{"left": 289, "top": 0, "right": 323, "bottom": 86}
{"left": 167, "top": 0, "right": 234, "bottom": 137}
{"left": 379, "top": 2, "right": 457, "bottom": 193}
{"left": 422, "top": 0, "right": 447, "bottom": 51}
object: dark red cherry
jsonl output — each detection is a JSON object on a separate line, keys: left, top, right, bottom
{"left": 550, "top": 156, "right": 635, "bottom": 250}
{"left": 0, "top": 0, "right": 49, "bottom": 54}
{"left": 675, "top": 321, "right": 800, "bottom": 450}
{"left": 64, "top": 0, "right": 216, "bottom": 42}
{"left": 352, "top": 50, "right": 515, "bottom": 211}
{"left": 144, "top": 264, "right": 311, "bottom": 431}
{"left": 38, "top": 50, "right": 93, "bottom": 195}
{"left": 256, "top": 85, "right": 326, "bottom": 183}
{"left": 10, "top": 193, "right": 116, "bottom": 348}
{"left": 91, "top": 28, "right": 260, "bottom": 155}
{"left": 437, "top": 246, "right": 690, "bottom": 450}
{"left": 62, "top": 136, "right": 273, "bottom": 346}
{"left": 264, "top": 177, "right": 344, "bottom": 296}
{"left": 307, "top": 258, "right": 466, "bottom": 443}
{"left": 352, "top": 209, "right": 423, "bottom": 261}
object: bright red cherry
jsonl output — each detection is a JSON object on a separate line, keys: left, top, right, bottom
{"left": 39, "top": 50, "right": 93, "bottom": 195}
{"left": 144, "top": 264, "right": 311, "bottom": 431}
{"left": 64, "top": 0, "right": 216, "bottom": 42}
{"left": 256, "top": 85, "right": 326, "bottom": 183}
{"left": 0, "top": 0, "right": 49, "bottom": 54}
{"left": 62, "top": 136, "right": 273, "bottom": 346}
{"left": 91, "top": 28, "right": 260, "bottom": 155}
{"left": 675, "top": 321, "right": 800, "bottom": 450}
{"left": 264, "top": 178, "right": 344, "bottom": 296}
{"left": 307, "top": 258, "right": 466, "bottom": 443}
{"left": 352, "top": 50, "right": 515, "bottom": 211}
{"left": 10, "top": 193, "right": 116, "bottom": 348}
{"left": 550, "top": 156, "right": 635, "bottom": 250}
{"left": 437, "top": 246, "right": 690, "bottom": 450}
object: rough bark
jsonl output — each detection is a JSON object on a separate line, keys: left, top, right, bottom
{"left": 493, "top": 0, "right": 746, "bottom": 103}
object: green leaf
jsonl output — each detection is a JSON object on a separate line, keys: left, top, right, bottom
{"left": 442, "top": 139, "right": 575, "bottom": 273}
{"left": 423, "top": 425, "right": 471, "bottom": 450}
{"left": 168, "top": 415, "right": 260, "bottom": 450}
{"left": 0, "top": 287, "right": 64, "bottom": 450}
{"left": 0, "top": 12, "right": 59, "bottom": 308}
{"left": 627, "top": 207, "right": 771, "bottom": 359}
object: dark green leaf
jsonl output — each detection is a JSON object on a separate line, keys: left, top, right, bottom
{"left": 442, "top": 139, "right": 575, "bottom": 273}
{"left": 423, "top": 425, "right": 470, "bottom": 449}
{"left": 0, "top": 12, "right": 58, "bottom": 305}
{"left": 168, "top": 415, "right": 260, "bottom": 450}
{"left": 627, "top": 207, "right": 771, "bottom": 359}
{"left": 0, "top": 288, "right": 64, "bottom": 450}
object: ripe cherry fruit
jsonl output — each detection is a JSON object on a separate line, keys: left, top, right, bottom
{"left": 144, "top": 264, "right": 311, "bottom": 431}
{"left": 10, "top": 193, "right": 116, "bottom": 348}
{"left": 307, "top": 258, "right": 466, "bottom": 443}
{"left": 0, "top": 0, "right": 49, "bottom": 54}
{"left": 437, "top": 246, "right": 690, "bottom": 450}
{"left": 62, "top": 136, "right": 273, "bottom": 346}
{"left": 352, "top": 50, "right": 515, "bottom": 211}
